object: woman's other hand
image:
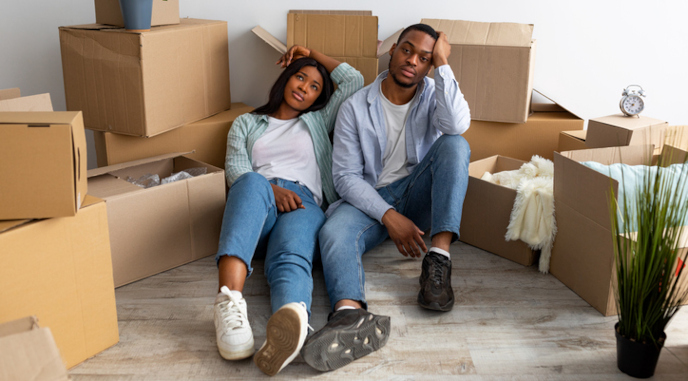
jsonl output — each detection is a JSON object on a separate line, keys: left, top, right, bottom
{"left": 277, "top": 45, "right": 311, "bottom": 68}
{"left": 270, "top": 183, "right": 305, "bottom": 212}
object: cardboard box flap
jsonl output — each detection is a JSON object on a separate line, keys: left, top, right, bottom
{"left": 252, "top": 26, "right": 287, "bottom": 54}
{"left": 561, "top": 144, "right": 653, "bottom": 165}
{"left": 563, "top": 130, "right": 588, "bottom": 140}
{"left": 660, "top": 144, "right": 688, "bottom": 166}
{"left": 592, "top": 114, "right": 667, "bottom": 129}
{"left": 288, "top": 12, "right": 378, "bottom": 57}
{"left": 0, "top": 111, "right": 81, "bottom": 125}
{"left": 377, "top": 28, "right": 403, "bottom": 57}
{"left": 531, "top": 89, "right": 584, "bottom": 119}
{"left": 0, "top": 88, "right": 20, "bottom": 100}
{"left": 0, "top": 93, "right": 53, "bottom": 112}
{"left": 421, "top": 19, "right": 533, "bottom": 47}
{"left": 0, "top": 316, "right": 38, "bottom": 337}
{"left": 289, "top": 10, "right": 372, "bottom": 15}
{"left": 88, "top": 152, "right": 193, "bottom": 178}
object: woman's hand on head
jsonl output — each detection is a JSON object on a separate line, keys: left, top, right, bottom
{"left": 277, "top": 45, "right": 311, "bottom": 68}
{"left": 270, "top": 183, "right": 305, "bottom": 212}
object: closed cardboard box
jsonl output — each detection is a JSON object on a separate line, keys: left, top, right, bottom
{"left": 95, "top": 0, "right": 180, "bottom": 27}
{"left": 59, "top": 19, "right": 231, "bottom": 137}
{"left": 93, "top": 103, "right": 254, "bottom": 169}
{"left": 558, "top": 130, "right": 588, "bottom": 152}
{"left": 88, "top": 154, "right": 226, "bottom": 287}
{"left": 586, "top": 114, "right": 669, "bottom": 153}
{"left": 0, "top": 111, "right": 87, "bottom": 219}
{"left": 0, "top": 196, "right": 119, "bottom": 368}
{"left": 459, "top": 155, "right": 537, "bottom": 266}
{"left": 0, "top": 316, "right": 69, "bottom": 381}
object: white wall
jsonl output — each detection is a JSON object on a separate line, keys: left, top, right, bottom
{"left": 1, "top": 0, "right": 687, "bottom": 169}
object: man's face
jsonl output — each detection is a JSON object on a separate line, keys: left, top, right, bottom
{"left": 387, "top": 30, "right": 436, "bottom": 89}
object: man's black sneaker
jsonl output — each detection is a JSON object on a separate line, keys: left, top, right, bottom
{"left": 300, "top": 308, "right": 390, "bottom": 372}
{"left": 418, "top": 251, "right": 454, "bottom": 311}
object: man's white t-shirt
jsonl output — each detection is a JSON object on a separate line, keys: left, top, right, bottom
{"left": 375, "top": 85, "right": 415, "bottom": 189}
{"left": 252, "top": 117, "right": 322, "bottom": 206}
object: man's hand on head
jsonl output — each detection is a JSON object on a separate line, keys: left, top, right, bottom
{"left": 382, "top": 209, "right": 427, "bottom": 258}
{"left": 432, "top": 31, "right": 451, "bottom": 68}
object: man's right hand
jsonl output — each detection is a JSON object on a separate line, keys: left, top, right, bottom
{"left": 382, "top": 209, "right": 427, "bottom": 258}
{"left": 432, "top": 31, "right": 451, "bottom": 68}
{"left": 271, "top": 183, "right": 305, "bottom": 213}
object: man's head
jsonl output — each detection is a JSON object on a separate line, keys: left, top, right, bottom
{"left": 387, "top": 24, "right": 438, "bottom": 89}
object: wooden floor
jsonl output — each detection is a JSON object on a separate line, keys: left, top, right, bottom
{"left": 71, "top": 240, "right": 688, "bottom": 380}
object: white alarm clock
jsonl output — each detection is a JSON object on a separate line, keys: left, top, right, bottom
{"left": 620, "top": 85, "right": 646, "bottom": 117}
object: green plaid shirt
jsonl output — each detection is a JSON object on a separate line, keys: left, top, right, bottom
{"left": 225, "top": 63, "right": 363, "bottom": 207}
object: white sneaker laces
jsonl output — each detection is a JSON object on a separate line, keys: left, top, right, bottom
{"left": 219, "top": 286, "right": 248, "bottom": 332}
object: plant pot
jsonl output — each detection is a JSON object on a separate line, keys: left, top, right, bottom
{"left": 118, "top": 0, "right": 154, "bottom": 32}
{"left": 615, "top": 323, "right": 666, "bottom": 378}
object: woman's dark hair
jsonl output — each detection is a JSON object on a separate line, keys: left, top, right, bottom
{"left": 253, "top": 57, "right": 335, "bottom": 116}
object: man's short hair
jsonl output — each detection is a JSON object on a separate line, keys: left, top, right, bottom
{"left": 396, "top": 24, "right": 438, "bottom": 44}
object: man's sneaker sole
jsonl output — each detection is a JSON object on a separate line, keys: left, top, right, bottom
{"left": 417, "top": 292, "right": 454, "bottom": 312}
{"left": 254, "top": 307, "right": 303, "bottom": 376}
{"left": 218, "top": 343, "right": 254, "bottom": 361}
{"left": 301, "top": 314, "right": 390, "bottom": 372}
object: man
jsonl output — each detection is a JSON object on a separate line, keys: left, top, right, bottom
{"left": 300, "top": 24, "right": 471, "bottom": 372}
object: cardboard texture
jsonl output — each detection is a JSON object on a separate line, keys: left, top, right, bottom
{"left": 95, "top": 0, "right": 180, "bottom": 27}
{"left": 558, "top": 130, "right": 588, "bottom": 152}
{"left": 586, "top": 114, "right": 670, "bottom": 153}
{"left": 0, "top": 87, "right": 21, "bottom": 100}
{"left": 94, "top": 103, "right": 253, "bottom": 169}
{"left": 422, "top": 19, "right": 536, "bottom": 123}
{"left": 462, "top": 91, "right": 584, "bottom": 162}
{"left": 0, "top": 196, "right": 119, "bottom": 368}
{"left": 459, "top": 155, "right": 537, "bottom": 266}
{"left": 287, "top": 11, "right": 378, "bottom": 58}
{"left": 59, "top": 18, "right": 231, "bottom": 137}
{"left": 0, "top": 111, "right": 87, "bottom": 220}
{"left": 0, "top": 316, "right": 69, "bottom": 381}
{"left": 87, "top": 154, "right": 226, "bottom": 287}
{"left": 0, "top": 93, "right": 53, "bottom": 112}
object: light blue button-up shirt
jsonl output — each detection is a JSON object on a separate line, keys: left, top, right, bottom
{"left": 327, "top": 65, "right": 471, "bottom": 222}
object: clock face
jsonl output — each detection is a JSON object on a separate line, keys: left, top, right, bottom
{"left": 622, "top": 95, "right": 644, "bottom": 115}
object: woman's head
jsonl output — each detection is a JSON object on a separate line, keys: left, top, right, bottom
{"left": 253, "top": 57, "right": 334, "bottom": 116}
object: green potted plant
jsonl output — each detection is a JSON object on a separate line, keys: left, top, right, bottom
{"left": 609, "top": 138, "right": 688, "bottom": 378}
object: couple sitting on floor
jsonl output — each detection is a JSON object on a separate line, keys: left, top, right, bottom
{"left": 213, "top": 23, "right": 471, "bottom": 376}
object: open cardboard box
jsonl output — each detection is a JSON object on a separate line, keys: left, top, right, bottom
{"left": 87, "top": 153, "right": 226, "bottom": 287}
{"left": 94, "top": 0, "right": 180, "bottom": 28}
{"left": 459, "top": 155, "right": 538, "bottom": 266}
{"left": 59, "top": 19, "right": 231, "bottom": 137}
{"left": 586, "top": 114, "right": 669, "bottom": 154}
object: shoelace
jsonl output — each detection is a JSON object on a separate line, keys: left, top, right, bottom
{"left": 430, "top": 255, "right": 445, "bottom": 286}
{"left": 219, "top": 286, "right": 248, "bottom": 332}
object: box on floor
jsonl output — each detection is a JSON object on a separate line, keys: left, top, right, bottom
{"left": 59, "top": 18, "right": 231, "bottom": 137}
{"left": 422, "top": 19, "right": 536, "bottom": 124}
{"left": 0, "top": 111, "right": 87, "bottom": 220}
{"left": 93, "top": 103, "right": 254, "bottom": 169}
{"left": 462, "top": 90, "right": 584, "bottom": 162}
{"left": 586, "top": 114, "right": 670, "bottom": 154}
{"left": 94, "top": 0, "right": 180, "bottom": 28}
{"left": 459, "top": 155, "right": 538, "bottom": 266}
{"left": 87, "top": 153, "right": 226, "bottom": 287}
{"left": 0, "top": 316, "right": 69, "bottom": 381}
{"left": 550, "top": 145, "right": 688, "bottom": 316}
{"left": 0, "top": 196, "right": 119, "bottom": 368}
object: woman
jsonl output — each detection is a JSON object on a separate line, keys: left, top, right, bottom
{"left": 213, "top": 45, "right": 363, "bottom": 376}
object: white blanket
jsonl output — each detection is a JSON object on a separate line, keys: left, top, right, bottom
{"left": 481, "top": 156, "right": 556, "bottom": 273}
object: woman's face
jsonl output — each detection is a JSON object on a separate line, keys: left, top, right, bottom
{"left": 282, "top": 65, "right": 324, "bottom": 112}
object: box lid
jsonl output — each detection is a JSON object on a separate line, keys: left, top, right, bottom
{"left": 421, "top": 19, "right": 533, "bottom": 47}
{"left": 88, "top": 152, "right": 193, "bottom": 178}
{"left": 591, "top": 114, "right": 667, "bottom": 129}
{"left": 0, "top": 111, "right": 80, "bottom": 125}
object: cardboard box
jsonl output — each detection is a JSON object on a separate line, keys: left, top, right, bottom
{"left": 0, "top": 93, "right": 53, "bottom": 112}
{"left": 0, "top": 111, "right": 87, "bottom": 220}
{"left": 459, "top": 155, "right": 538, "bottom": 266}
{"left": 60, "top": 19, "right": 231, "bottom": 137}
{"left": 558, "top": 130, "right": 588, "bottom": 152}
{"left": 0, "top": 196, "right": 119, "bottom": 368}
{"left": 422, "top": 19, "right": 536, "bottom": 124}
{"left": 0, "top": 87, "right": 21, "bottom": 100}
{"left": 0, "top": 316, "right": 69, "bottom": 381}
{"left": 95, "top": 0, "right": 180, "bottom": 28}
{"left": 93, "top": 103, "right": 254, "bottom": 169}
{"left": 462, "top": 91, "right": 584, "bottom": 162}
{"left": 88, "top": 153, "right": 226, "bottom": 287}
{"left": 586, "top": 114, "right": 670, "bottom": 153}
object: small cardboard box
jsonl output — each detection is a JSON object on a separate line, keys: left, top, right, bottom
{"left": 462, "top": 91, "right": 584, "bottom": 162}
{"left": 59, "top": 19, "right": 231, "bottom": 137}
{"left": 88, "top": 153, "right": 226, "bottom": 287}
{"left": 0, "top": 316, "right": 69, "bottom": 381}
{"left": 95, "top": 0, "right": 180, "bottom": 28}
{"left": 558, "top": 130, "right": 588, "bottom": 152}
{"left": 422, "top": 19, "right": 536, "bottom": 124}
{"left": 586, "top": 114, "right": 669, "bottom": 153}
{"left": 0, "top": 196, "right": 119, "bottom": 368}
{"left": 0, "top": 111, "right": 87, "bottom": 220}
{"left": 459, "top": 155, "right": 538, "bottom": 266}
{"left": 93, "top": 103, "right": 254, "bottom": 169}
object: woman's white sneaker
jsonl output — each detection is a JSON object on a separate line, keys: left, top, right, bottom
{"left": 214, "top": 286, "right": 254, "bottom": 360}
{"left": 254, "top": 302, "right": 309, "bottom": 376}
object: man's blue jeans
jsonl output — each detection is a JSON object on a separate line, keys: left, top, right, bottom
{"left": 319, "top": 134, "right": 470, "bottom": 310}
{"left": 215, "top": 172, "right": 325, "bottom": 316}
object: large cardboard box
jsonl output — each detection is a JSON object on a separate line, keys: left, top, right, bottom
{"left": 422, "top": 19, "right": 536, "bottom": 124}
{"left": 59, "top": 19, "right": 231, "bottom": 137}
{"left": 462, "top": 91, "right": 584, "bottom": 162}
{"left": 88, "top": 154, "right": 226, "bottom": 287}
{"left": 95, "top": 0, "right": 180, "bottom": 28}
{"left": 0, "top": 316, "right": 69, "bottom": 381}
{"left": 459, "top": 155, "right": 537, "bottom": 266}
{"left": 558, "top": 130, "right": 588, "bottom": 152}
{"left": 550, "top": 145, "right": 688, "bottom": 315}
{"left": 93, "top": 103, "right": 253, "bottom": 169}
{"left": 0, "top": 111, "right": 87, "bottom": 220}
{"left": 586, "top": 114, "right": 669, "bottom": 153}
{"left": 0, "top": 196, "right": 119, "bottom": 368}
